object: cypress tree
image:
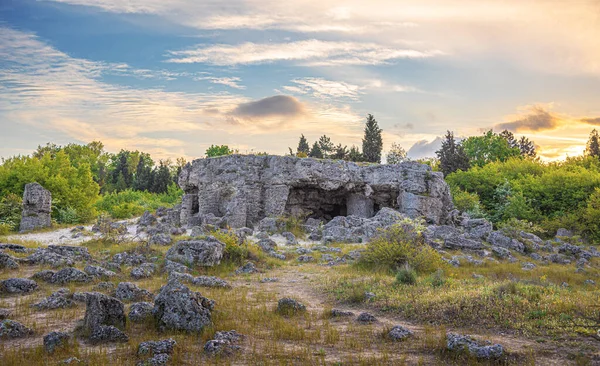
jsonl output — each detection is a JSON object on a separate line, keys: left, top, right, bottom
{"left": 309, "top": 142, "right": 323, "bottom": 158}
{"left": 362, "top": 114, "right": 383, "bottom": 163}
{"left": 586, "top": 129, "right": 600, "bottom": 158}
{"left": 436, "top": 131, "right": 470, "bottom": 176}
{"left": 297, "top": 134, "right": 310, "bottom": 155}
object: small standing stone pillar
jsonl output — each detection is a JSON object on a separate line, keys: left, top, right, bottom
{"left": 19, "top": 183, "right": 52, "bottom": 232}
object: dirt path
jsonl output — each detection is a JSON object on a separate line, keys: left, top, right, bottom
{"left": 247, "top": 265, "right": 596, "bottom": 365}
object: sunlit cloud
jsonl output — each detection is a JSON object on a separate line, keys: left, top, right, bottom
{"left": 194, "top": 76, "right": 246, "bottom": 89}
{"left": 166, "top": 40, "right": 443, "bottom": 66}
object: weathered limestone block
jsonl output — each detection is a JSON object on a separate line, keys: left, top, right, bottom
{"left": 20, "top": 183, "right": 52, "bottom": 232}
{"left": 178, "top": 155, "right": 454, "bottom": 228}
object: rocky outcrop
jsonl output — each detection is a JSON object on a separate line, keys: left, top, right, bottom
{"left": 165, "top": 238, "right": 224, "bottom": 267}
{"left": 152, "top": 280, "right": 213, "bottom": 332}
{"left": 44, "top": 331, "right": 71, "bottom": 353}
{"left": 446, "top": 333, "right": 504, "bottom": 359}
{"left": 20, "top": 183, "right": 52, "bottom": 232}
{"left": 0, "top": 319, "right": 33, "bottom": 338}
{"left": 0, "top": 278, "right": 38, "bottom": 294}
{"left": 82, "top": 292, "right": 126, "bottom": 333}
{"left": 178, "top": 155, "right": 454, "bottom": 228}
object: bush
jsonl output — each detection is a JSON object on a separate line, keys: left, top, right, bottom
{"left": 94, "top": 183, "right": 182, "bottom": 219}
{"left": 56, "top": 206, "right": 79, "bottom": 224}
{"left": 395, "top": 265, "right": 417, "bottom": 285}
{"left": 211, "top": 230, "right": 249, "bottom": 265}
{"left": 0, "top": 222, "right": 12, "bottom": 236}
{"left": 360, "top": 219, "right": 443, "bottom": 274}
{"left": 451, "top": 187, "right": 485, "bottom": 218}
{"left": 0, "top": 193, "right": 21, "bottom": 232}
{"left": 428, "top": 269, "right": 446, "bottom": 287}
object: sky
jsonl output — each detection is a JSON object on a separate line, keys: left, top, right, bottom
{"left": 1, "top": 0, "right": 600, "bottom": 162}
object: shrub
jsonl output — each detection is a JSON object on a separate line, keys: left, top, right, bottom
{"left": 0, "top": 222, "right": 12, "bottom": 236}
{"left": 0, "top": 193, "right": 22, "bottom": 231}
{"left": 451, "top": 187, "right": 485, "bottom": 218}
{"left": 94, "top": 183, "right": 182, "bottom": 219}
{"left": 360, "top": 219, "right": 443, "bottom": 274}
{"left": 395, "top": 265, "right": 417, "bottom": 285}
{"left": 56, "top": 206, "right": 79, "bottom": 224}
{"left": 211, "top": 230, "right": 249, "bottom": 265}
{"left": 277, "top": 215, "right": 306, "bottom": 238}
{"left": 428, "top": 269, "right": 446, "bottom": 287}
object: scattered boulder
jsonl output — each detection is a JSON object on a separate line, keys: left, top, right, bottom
{"left": 281, "top": 232, "right": 298, "bottom": 245}
{"left": 93, "top": 282, "right": 116, "bottom": 292}
{"left": 165, "top": 238, "right": 224, "bottom": 267}
{"left": 44, "top": 331, "right": 71, "bottom": 353}
{"left": 556, "top": 228, "right": 574, "bottom": 238}
{"left": 388, "top": 325, "right": 413, "bottom": 341}
{"left": 558, "top": 243, "right": 582, "bottom": 256}
{"left": 131, "top": 263, "right": 158, "bottom": 279}
{"left": 487, "top": 231, "right": 525, "bottom": 253}
{"left": 19, "top": 182, "right": 52, "bottom": 232}
{"left": 32, "top": 288, "right": 74, "bottom": 310}
{"left": 82, "top": 292, "right": 126, "bottom": 333}
{"left": 0, "top": 252, "right": 19, "bottom": 270}
{"left": 84, "top": 265, "right": 116, "bottom": 279}
{"left": 356, "top": 312, "right": 377, "bottom": 323}
{"left": 204, "top": 330, "right": 244, "bottom": 356}
{"left": 462, "top": 218, "right": 493, "bottom": 240}
{"left": 276, "top": 298, "right": 306, "bottom": 315}
{"left": 260, "top": 277, "right": 279, "bottom": 283}
{"left": 522, "top": 262, "right": 536, "bottom": 271}
{"left": 0, "top": 319, "right": 33, "bottom": 338}
{"left": 137, "top": 353, "right": 170, "bottom": 366}
{"left": 138, "top": 338, "right": 177, "bottom": 357}
{"left": 257, "top": 238, "right": 277, "bottom": 252}
{"left": 192, "top": 276, "right": 230, "bottom": 288}
{"left": 50, "top": 267, "right": 92, "bottom": 284}
{"left": 444, "top": 235, "right": 484, "bottom": 251}
{"left": 331, "top": 309, "right": 354, "bottom": 317}
{"left": 129, "top": 302, "right": 154, "bottom": 323}
{"left": 89, "top": 325, "right": 128, "bottom": 344}
{"left": 446, "top": 333, "right": 504, "bottom": 359}
{"left": 491, "top": 246, "right": 511, "bottom": 259}
{"left": 162, "top": 260, "right": 189, "bottom": 274}
{"left": 149, "top": 234, "right": 172, "bottom": 246}
{"left": 0, "top": 243, "right": 27, "bottom": 253}
{"left": 112, "top": 252, "right": 147, "bottom": 266}
{"left": 22, "top": 245, "right": 90, "bottom": 267}
{"left": 0, "top": 278, "right": 38, "bottom": 294}
{"left": 296, "top": 248, "right": 312, "bottom": 255}
{"left": 257, "top": 217, "right": 280, "bottom": 234}
{"left": 235, "top": 262, "right": 259, "bottom": 274}
{"left": 138, "top": 211, "right": 158, "bottom": 227}
{"left": 153, "top": 280, "right": 213, "bottom": 333}
{"left": 297, "top": 255, "right": 314, "bottom": 263}
{"left": 115, "top": 282, "right": 152, "bottom": 302}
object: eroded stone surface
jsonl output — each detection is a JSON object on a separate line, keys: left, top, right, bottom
{"left": 178, "top": 156, "right": 454, "bottom": 228}
{"left": 20, "top": 182, "right": 52, "bottom": 232}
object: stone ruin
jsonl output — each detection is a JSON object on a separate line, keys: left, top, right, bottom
{"left": 177, "top": 155, "right": 455, "bottom": 229}
{"left": 19, "top": 182, "right": 52, "bottom": 232}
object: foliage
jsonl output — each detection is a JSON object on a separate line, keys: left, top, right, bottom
{"left": 585, "top": 129, "right": 600, "bottom": 158}
{"left": 297, "top": 134, "right": 310, "bottom": 155}
{"left": 497, "top": 218, "right": 547, "bottom": 239}
{"left": 583, "top": 187, "right": 600, "bottom": 242}
{"left": 395, "top": 265, "right": 417, "bottom": 285}
{"left": 309, "top": 142, "right": 323, "bottom": 158}
{"left": 362, "top": 114, "right": 383, "bottom": 163}
{"left": 360, "top": 219, "right": 443, "bottom": 274}
{"left": 499, "top": 130, "right": 537, "bottom": 158}
{"left": 450, "top": 187, "right": 485, "bottom": 218}
{"left": 206, "top": 144, "right": 235, "bottom": 158}
{"left": 56, "top": 206, "right": 80, "bottom": 224}
{"left": 386, "top": 142, "right": 407, "bottom": 164}
{"left": 347, "top": 146, "right": 363, "bottom": 162}
{"left": 318, "top": 135, "right": 334, "bottom": 158}
{"left": 0, "top": 193, "right": 22, "bottom": 231}
{"left": 436, "top": 131, "right": 470, "bottom": 176}
{"left": 94, "top": 183, "right": 182, "bottom": 219}
{"left": 211, "top": 230, "right": 249, "bottom": 265}
{"left": 0, "top": 151, "right": 99, "bottom": 223}
{"left": 461, "top": 130, "right": 521, "bottom": 167}
{"left": 330, "top": 144, "right": 348, "bottom": 160}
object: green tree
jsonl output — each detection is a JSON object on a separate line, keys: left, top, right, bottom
{"left": 347, "top": 146, "right": 363, "bottom": 162}
{"left": 462, "top": 130, "right": 521, "bottom": 167}
{"left": 133, "top": 153, "right": 154, "bottom": 192}
{"left": 318, "top": 135, "right": 334, "bottom": 158}
{"left": 500, "top": 130, "right": 536, "bottom": 158}
{"left": 585, "top": 129, "right": 600, "bottom": 158}
{"left": 152, "top": 160, "right": 172, "bottom": 194}
{"left": 297, "top": 134, "right": 310, "bottom": 155}
{"left": 206, "top": 145, "right": 234, "bottom": 157}
{"left": 331, "top": 144, "right": 348, "bottom": 160}
{"left": 436, "top": 131, "right": 470, "bottom": 176}
{"left": 309, "top": 142, "right": 323, "bottom": 158}
{"left": 362, "top": 114, "right": 383, "bottom": 163}
{"left": 386, "top": 142, "right": 407, "bottom": 164}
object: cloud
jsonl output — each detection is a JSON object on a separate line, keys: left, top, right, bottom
{"left": 407, "top": 137, "right": 443, "bottom": 159}
{"left": 166, "top": 40, "right": 443, "bottom": 66}
{"left": 231, "top": 95, "right": 306, "bottom": 119}
{"left": 194, "top": 76, "right": 246, "bottom": 89}
{"left": 283, "top": 78, "right": 362, "bottom": 100}
{"left": 580, "top": 117, "right": 600, "bottom": 125}
{"left": 495, "top": 106, "right": 560, "bottom": 132}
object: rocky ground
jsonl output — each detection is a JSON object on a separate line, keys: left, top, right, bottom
{"left": 0, "top": 208, "right": 598, "bottom": 365}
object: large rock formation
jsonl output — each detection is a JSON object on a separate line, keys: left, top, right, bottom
{"left": 178, "top": 155, "right": 454, "bottom": 228}
{"left": 20, "top": 183, "right": 52, "bottom": 232}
